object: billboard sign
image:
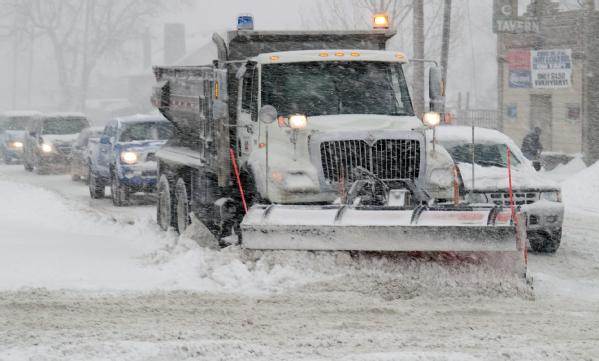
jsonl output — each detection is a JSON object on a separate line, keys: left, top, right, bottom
{"left": 507, "top": 49, "right": 531, "bottom": 88}
{"left": 531, "top": 49, "right": 572, "bottom": 89}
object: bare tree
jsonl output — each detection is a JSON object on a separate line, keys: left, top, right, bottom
{"left": 0, "top": 0, "right": 183, "bottom": 110}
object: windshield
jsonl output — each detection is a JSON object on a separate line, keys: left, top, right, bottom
{"left": 42, "top": 117, "right": 88, "bottom": 135}
{"left": 1, "top": 117, "right": 31, "bottom": 131}
{"left": 118, "top": 122, "right": 173, "bottom": 142}
{"left": 261, "top": 61, "right": 413, "bottom": 117}
{"left": 444, "top": 143, "right": 522, "bottom": 168}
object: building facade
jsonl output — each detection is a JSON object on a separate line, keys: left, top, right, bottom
{"left": 498, "top": 8, "right": 599, "bottom": 164}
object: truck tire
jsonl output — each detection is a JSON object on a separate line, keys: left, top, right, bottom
{"left": 24, "top": 161, "right": 33, "bottom": 172}
{"left": 529, "top": 229, "right": 561, "bottom": 253}
{"left": 175, "top": 178, "right": 190, "bottom": 234}
{"left": 157, "top": 175, "right": 174, "bottom": 231}
{"left": 111, "top": 173, "right": 130, "bottom": 207}
{"left": 89, "top": 166, "right": 105, "bottom": 199}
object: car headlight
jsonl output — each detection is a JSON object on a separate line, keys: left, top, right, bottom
{"left": 288, "top": 114, "right": 308, "bottom": 129}
{"left": 9, "top": 141, "right": 23, "bottom": 148}
{"left": 540, "top": 191, "right": 561, "bottom": 202}
{"left": 120, "top": 151, "right": 138, "bottom": 164}
{"left": 465, "top": 192, "right": 488, "bottom": 204}
{"left": 40, "top": 143, "right": 53, "bottom": 153}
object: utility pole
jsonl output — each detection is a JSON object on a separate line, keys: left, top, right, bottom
{"left": 413, "top": 0, "right": 425, "bottom": 117}
{"left": 440, "top": 0, "right": 452, "bottom": 90}
{"left": 80, "top": 0, "right": 91, "bottom": 112}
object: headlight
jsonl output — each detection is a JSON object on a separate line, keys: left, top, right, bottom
{"left": 40, "top": 143, "right": 53, "bottom": 153}
{"left": 288, "top": 114, "right": 308, "bottom": 129}
{"left": 540, "top": 191, "right": 561, "bottom": 202}
{"left": 10, "top": 141, "right": 23, "bottom": 148}
{"left": 120, "top": 151, "right": 138, "bottom": 164}
{"left": 465, "top": 192, "right": 488, "bottom": 204}
{"left": 423, "top": 112, "right": 441, "bottom": 127}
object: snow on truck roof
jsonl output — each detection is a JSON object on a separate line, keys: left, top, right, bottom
{"left": 254, "top": 50, "right": 408, "bottom": 64}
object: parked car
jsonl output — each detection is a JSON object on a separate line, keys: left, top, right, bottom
{"left": 23, "top": 113, "right": 90, "bottom": 174}
{"left": 435, "top": 126, "right": 564, "bottom": 253}
{"left": 70, "top": 126, "right": 103, "bottom": 182}
{"left": 0, "top": 111, "right": 41, "bottom": 164}
{"left": 88, "top": 114, "right": 173, "bottom": 206}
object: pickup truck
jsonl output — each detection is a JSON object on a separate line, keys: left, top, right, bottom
{"left": 23, "top": 113, "right": 90, "bottom": 174}
{"left": 0, "top": 111, "right": 41, "bottom": 164}
{"left": 88, "top": 114, "right": 173, "bottom": 206}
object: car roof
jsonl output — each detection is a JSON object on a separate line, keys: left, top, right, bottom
{"left": 0, "top": 111, "right": 42, "bottom": 118}
{"left": 433, "top": 126, "right": 517, "bottom": 146}
{"left": 115, "top": 114, "right": 168, "bottom": 125}
{"left": 41, "top": 112, "right": 87, "bottom": 119}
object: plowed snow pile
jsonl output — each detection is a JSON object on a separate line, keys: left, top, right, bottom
{"left": 0, "top": 179, "right": 527, "bottom": 298}
{"left": 561, "top": 159, "right": 599, "bottom": 213}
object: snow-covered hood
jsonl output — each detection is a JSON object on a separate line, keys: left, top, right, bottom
{"left": 457, "top": 162, "right": 560, "bottom": 192}
{"left": 42, "top": 134, "right": 79, "bottom": 145}
{"left": 2, "top": 130, "right": 26, "bottom": 142}
{"left": 306, "top": 115, "right": 422, "bottom": 132}
{"left": 117, "top": 140, "right": 167, "bottom": 153}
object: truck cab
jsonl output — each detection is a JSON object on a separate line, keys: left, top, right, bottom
{"left": 235, "top": 50, "right": 435, "bottom": 204}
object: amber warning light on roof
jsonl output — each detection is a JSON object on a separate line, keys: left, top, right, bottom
{"left": 373, "top": 13, "right": 390, "bottom": 29}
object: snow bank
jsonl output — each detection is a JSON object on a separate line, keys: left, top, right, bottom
{"left": 540, "top": 154, "right": 587, "bottom": 183}
{"left": 561, "top": 159, "right": 599, "bottom": 213}
{"left": 0, "top": 179, "right": 316, "bottom": 293}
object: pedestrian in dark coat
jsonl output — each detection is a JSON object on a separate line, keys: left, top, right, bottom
{"left": 521, "top": 127, "right": 543, "bottom": 160}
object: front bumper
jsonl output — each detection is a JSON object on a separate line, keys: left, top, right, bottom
{"left": 117, "top": 163, "right": 159, "bottom": 191}
{"left": 520, "top": 200, "right": 564, "bottom": 233}
{"left": 2, "top": 147, "right": 24, "bottom": 162}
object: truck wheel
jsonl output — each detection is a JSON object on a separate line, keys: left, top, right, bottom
{"left": 111, "top": 174, "right": 129, "bottom": 207}
{"left": 89, "top": 167, "right": 105, "bottom": 199}
{"left": 24, "top": 161, "right": 33, "bottom": 172}
{"left": 175, "top": 178, "right": 190, "bottom": 234}
{"left": 157, "top": 175, "right": 174, "bottom": 231}
{"left": 529, "top": 229, "right": 561, "bottom": 253}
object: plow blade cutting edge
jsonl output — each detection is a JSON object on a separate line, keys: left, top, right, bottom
{"left": 240, "top": 205, "right": 528, "bottom": 274}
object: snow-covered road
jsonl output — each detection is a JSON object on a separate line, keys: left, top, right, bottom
{"left": 0, "top": 164, "right": 598, "bottom": 360}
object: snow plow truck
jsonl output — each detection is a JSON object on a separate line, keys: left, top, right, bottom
{"left": 151, "top": 15, "right": 527, "bottom": 275}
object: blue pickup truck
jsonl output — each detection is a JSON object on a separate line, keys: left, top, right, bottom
{"left": 88, "top": 114, "right": 173, "bottom": 206}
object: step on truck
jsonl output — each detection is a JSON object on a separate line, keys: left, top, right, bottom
{"left": 151, "top": 14, "right": 527, "bottom": 274}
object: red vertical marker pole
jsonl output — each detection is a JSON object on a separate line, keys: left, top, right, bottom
{"left": 230, "top": 148, "right": 248, "bottom": 214}
{"left": 507, "top": 146, "right": 527, "bottom": 265}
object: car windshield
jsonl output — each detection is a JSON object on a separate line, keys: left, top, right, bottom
{"left": 444, "top": 143, "right": 522, "bottom": 168}
{"left": 1, "top": 117, "right": 30, "bottom": 131}
{"left": 261, "top": 61, "right": 413, "bottom": 117}
{"left": 42, "top": 117, "right": 88, "bottom": 135}
{"left": 119, "top": 122, "right": 173, "bottom": 142}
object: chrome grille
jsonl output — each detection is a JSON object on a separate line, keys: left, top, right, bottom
{"left": 488, "top": 192, "right": 538, "bottom": 206}
{"left": 319, "top": 139, "right": 421, "bottom": 184}
{"left": 55, "top": 144, "right": 72, "bottom": 156}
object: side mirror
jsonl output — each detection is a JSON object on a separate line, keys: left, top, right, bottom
{"left": 532, "top": 160, "right": 542, "bottom": 171}
{"left": 99, "top": 135, "right": 111, "bottom": 145}
{"left": 258, "top": 105, "right": 277, "bottom": 124}
{"left": 429, "top": 66, "right": 445, "bottom": 113}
